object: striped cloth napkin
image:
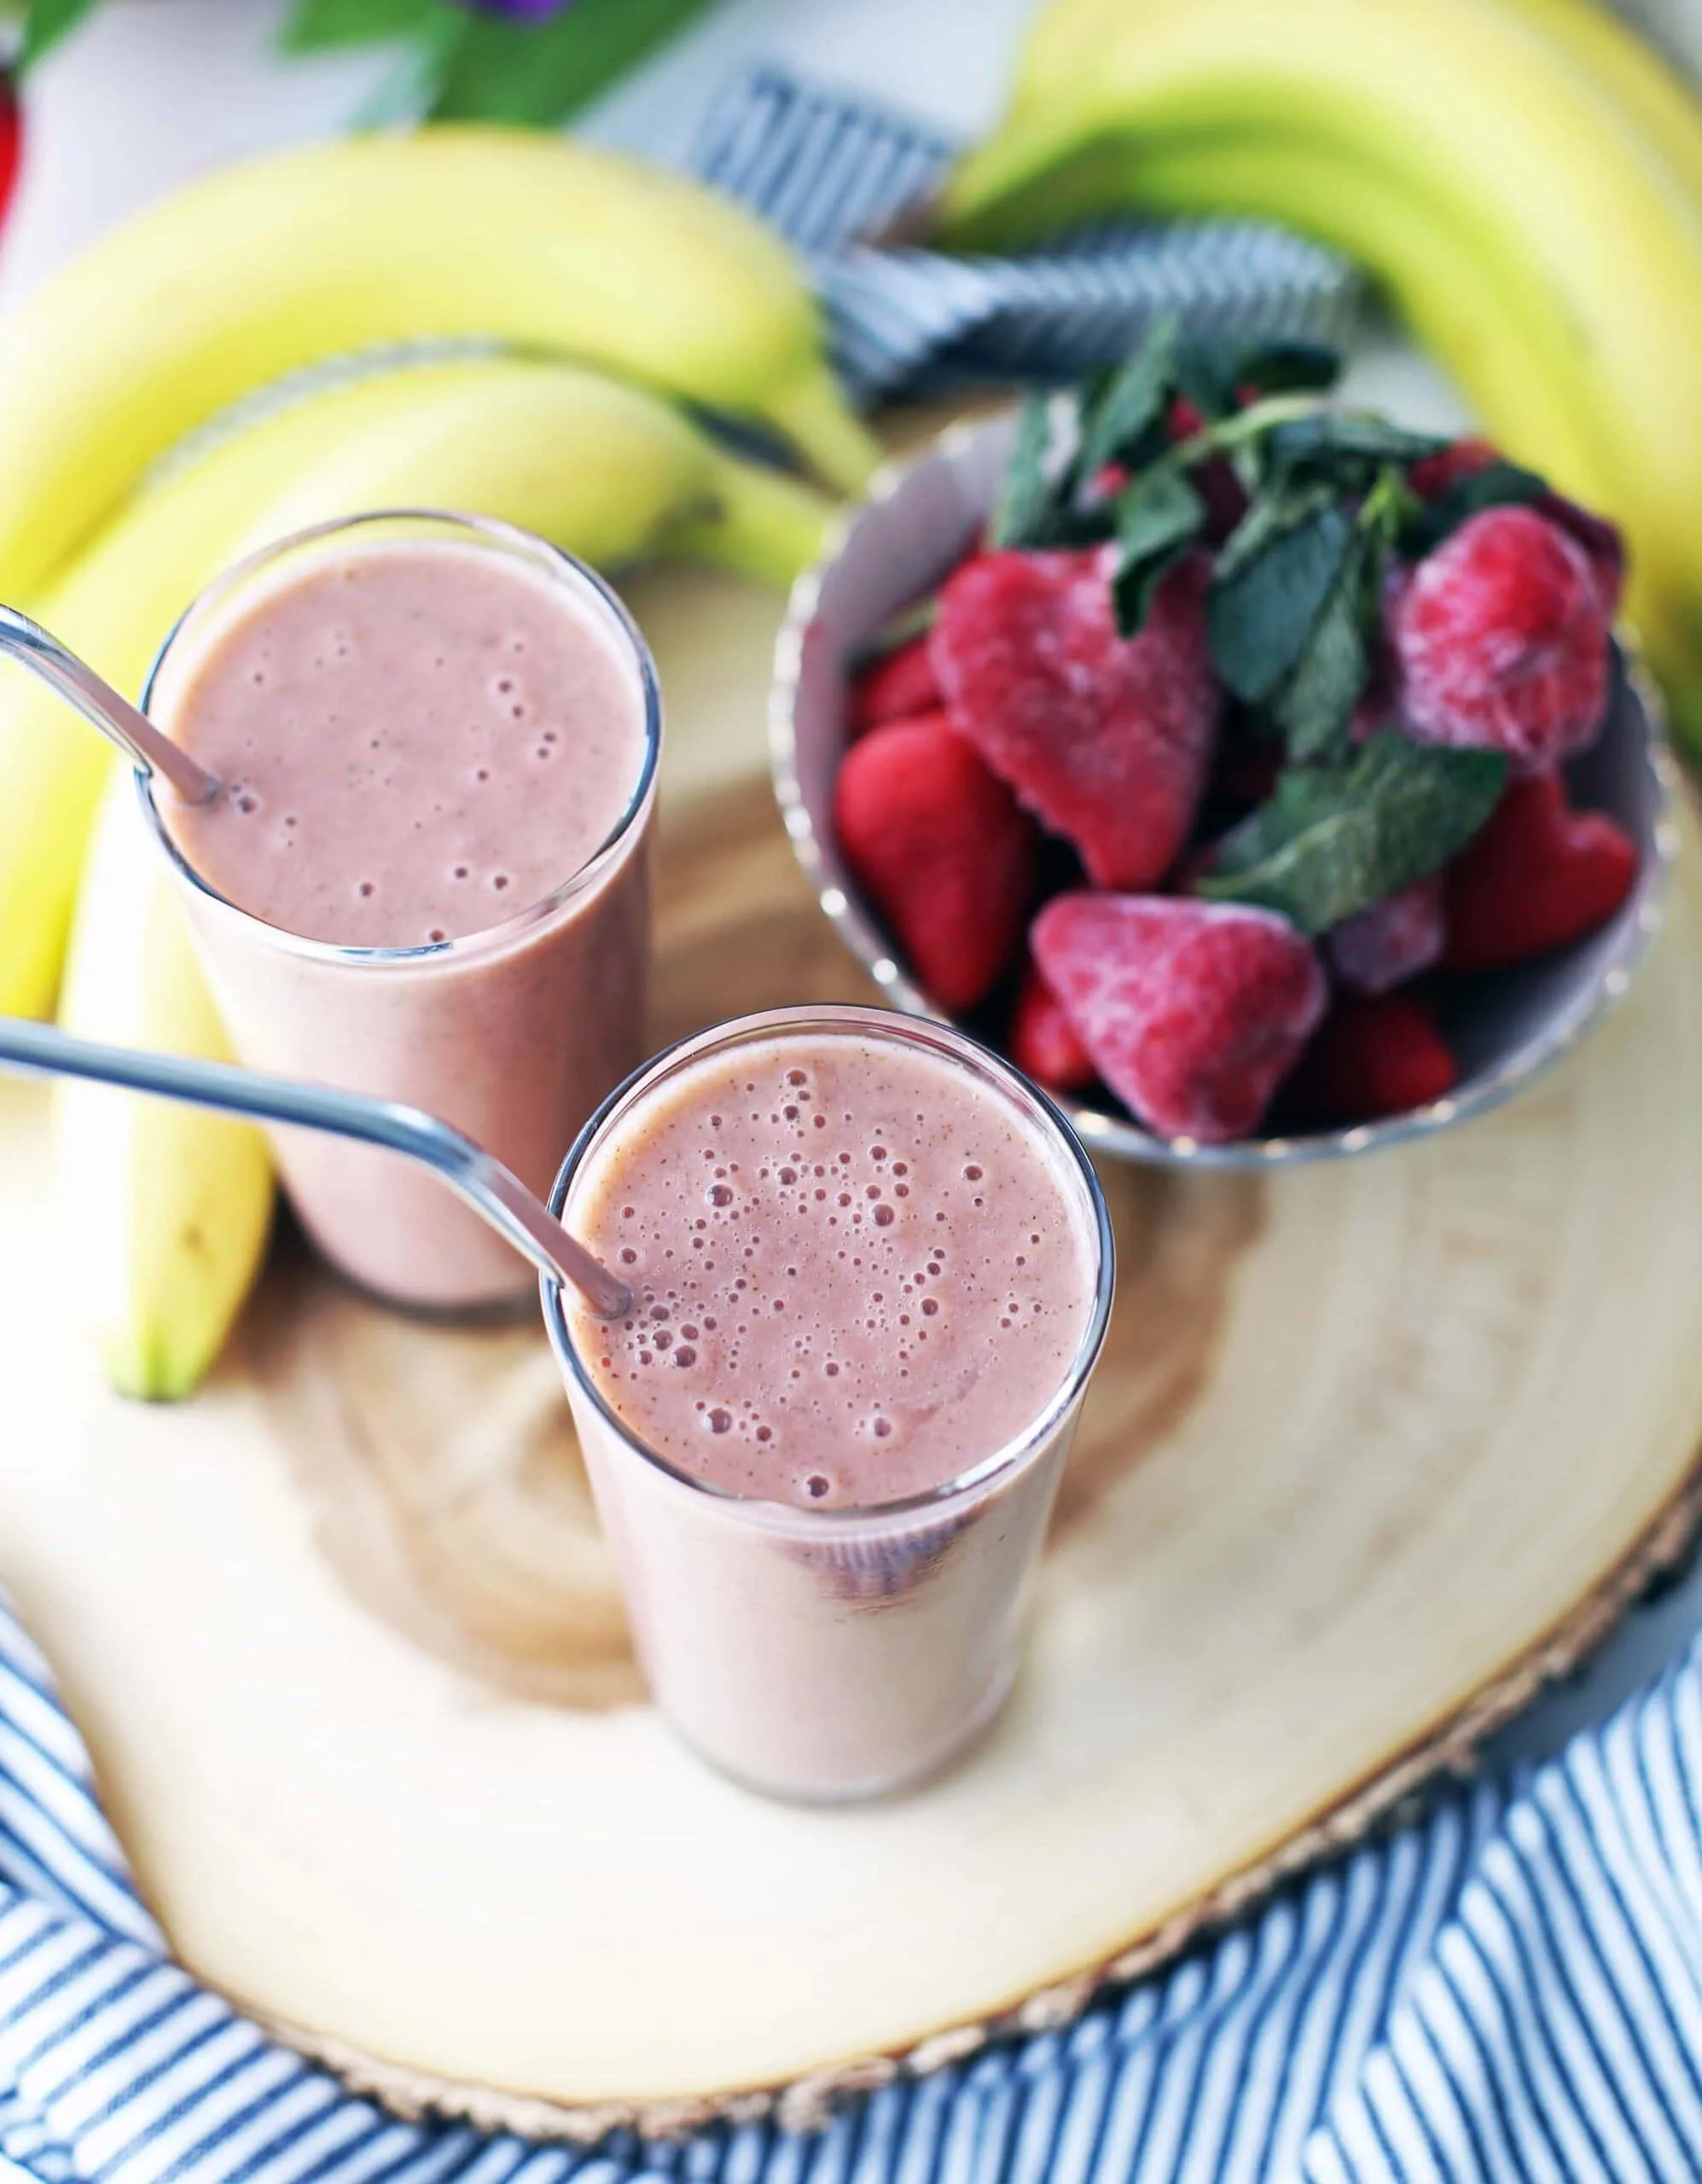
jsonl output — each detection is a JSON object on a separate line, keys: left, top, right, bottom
{"left": 689, "top": 69, "right": 1362, "bottom": 403}
{"left": 3, "top": 1581, "right": 1701, "bottom": 2184}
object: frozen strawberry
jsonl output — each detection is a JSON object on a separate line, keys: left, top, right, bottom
{"left": 1031, "top": 893, "right": 1325, "bottom": 1141}
{"left": 1008, "top": 956, "right": 1096, "bottom": 1093}
{"left": 1441, "top": 772, "right": 1637, "bottom": 973}
{"left": 848, "top": 636, "right": 941, "bottom": 741}
{"left": 834, "top": 714, "right": 1037, "bottom": 1014}
{"left": 1393, "top": 506, "right": 1611, "bottom": 770}
{"left": 1289, "top": 993, "right": 1458, "bottom": 1124}
{"left": 1166, "top": 395, "right": 1247, "bottom": 545}
{"left": 931, "top": 546, "right": 1220, "bottom": 891}
{"left": 1408, "top": 437, "right": 1624, "bottom": 615}
{"left": 1326, "top": 875, "right": 1445, "bottom": 996}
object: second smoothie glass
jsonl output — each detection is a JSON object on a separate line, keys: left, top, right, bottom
{"left": 543, "top": 1004, "right": 1116, "bottom": 1802}
{"left": 140, "top": 511, "right": 661, "bottom": 1313}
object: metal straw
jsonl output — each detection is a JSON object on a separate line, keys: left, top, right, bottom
{"left": 0, "top": 1019, "right": 632, "bottom": 1320}
{"left": 0, "top": 604, "right": 220, "bottom": 805}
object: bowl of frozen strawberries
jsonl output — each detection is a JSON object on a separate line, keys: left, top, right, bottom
{"left": 770, "top": 328, "right": 1676, "bottom": 1165}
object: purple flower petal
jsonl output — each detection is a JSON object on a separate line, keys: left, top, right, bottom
{"left": 464, "top": 0, "right": 576, "bottom": 19}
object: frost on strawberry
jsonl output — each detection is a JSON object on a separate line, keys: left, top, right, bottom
{"left": 834, "top": 714, "right": 1038, "bottom": 1016}
{"left": 1393, "top": 506, "right": 1612, "bottom": 770}
{"left": 1326, "top": 874, "right": 1445, "bottom": 996}
{"left": 930, "top": 545, "right": 1220, "bottom": 890}
{"left": 1031, "top": 894, "right": 1325, "bottom": 1142}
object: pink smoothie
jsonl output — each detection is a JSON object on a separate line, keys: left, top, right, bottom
{"left": 555, "top": 1014, "right": 1108, "bottom": 1799}
{"left": 572, "top": 1029, "right": 1095, "bottom": 1507}
{"left": 150, "top": 523, "right": 656, "bottom": 1310}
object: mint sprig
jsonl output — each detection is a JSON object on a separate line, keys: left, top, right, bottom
{"left": 1199, "top": 732, "right": 1507, "bottom": 935}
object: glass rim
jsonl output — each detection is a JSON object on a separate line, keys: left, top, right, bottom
{"left": 540, "top": 1002, "right": 1117, "bottom": 1525}
{"left": 136, "top": 508, "right": 663, "bottom": 970}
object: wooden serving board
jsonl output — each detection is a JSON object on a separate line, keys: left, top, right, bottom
{"left": 4, "top": 558, "right": 1702, "bottom": 2140}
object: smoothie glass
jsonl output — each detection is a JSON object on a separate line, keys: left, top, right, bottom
{"left": 139, "top": 512, "right": 661, "bottom": 1314}
{"left": 542, "top": 1004, "right": 1115, "bottom": 1802}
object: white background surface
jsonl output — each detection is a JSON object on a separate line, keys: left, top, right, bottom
{"left": 3, "top": 0, "right": 1699, "bottom": 1769}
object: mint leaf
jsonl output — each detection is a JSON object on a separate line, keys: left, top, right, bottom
{"left": 1273, "top": 534, "right": 1370, "bottom": 762}
{"left": 1200, "top": 732, "right": 1506, "bottom": 934}
{"left": 1234, "top": 338, "right": 1343, "bottom": 398}
{"left": 1112, "top": 469, "right": 1204, "bottom": 635}
{"left": 1077, "top": 315, "right": 1180, "bottom": 481}
{"left": 1268, "top": 414, "right": 1449, "bottom": 470}
{"left": 429, "top": 0, "right": 718, "bottom": 125}
{"left": 990, "top": 392, "right": 1072, "bottom": 549}
{"left": 1208, "top": 495, "right": 1352, "bottom": 703}
{"left": 1402, "top": 458, "right": 1549, "bottom": 555}
{"left": 278, "top": 0, "right": 440, "bottom": 50}
{"left": 19, "top": 0, "right": 102, "bottom": 69}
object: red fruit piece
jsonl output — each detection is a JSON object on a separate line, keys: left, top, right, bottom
{"left": 1290, "top": 994, "right": 1458, "bottom": 1124}
{"left": 1326, "top": 874, "right": 1445, "bottom": 996}
{"left": 834, "top": 713, "right": 1037, "bottom": 1014}
{"left": 931, "top": 545, "right": 1220, "bottom": 890}
{"left": 1008, "top": 956, "right": 1095, "bottom": 1093}
{"left": 1166, "top": 396, "right": 1248, "bottom": 545}
{"left": 1441, "top": 772, "right": 1637, "bottom": 973}
{"left": 1408, "top": 437, "right": 1624, "bottom": 615}
{"left": 0, "top": 72, "right": 19, "bottom": 240}
{"left": 1393, "top": 505, "right": 1611, "bottom": 770}
{"left": 848, "top": 636, "right": 940, "bottom": 741}
{"left": 1031, "top": 893, "right": 1326, "bottom": 1142}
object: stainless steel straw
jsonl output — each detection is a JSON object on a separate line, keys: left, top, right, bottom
{"left": 0, "top": 1019, "right": 632, "bottom": 1319}
{"left": 0, "top": 604, "right": 219, "bottom": 805}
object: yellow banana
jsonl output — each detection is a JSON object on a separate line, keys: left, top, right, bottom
{"left": 0, "top": 125, "right": 876, "bottom": 596}
{"left": 0, "top": 355, "right": 834, "bottom": 1020}
{"left": 55, "top": 768, "right": 274, "bottom": 1401}
{"left": 1013, "top": 0, "right": 1702, "bottom": 216}
{"left": 942, "top": 0, "right": 1702, "bottom": 744}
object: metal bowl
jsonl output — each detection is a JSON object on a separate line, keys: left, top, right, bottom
{"left": 770, "top": 414, "right": 1680, "bottom": 1169}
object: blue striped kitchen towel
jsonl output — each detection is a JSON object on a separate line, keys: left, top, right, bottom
{"left": 3, "top": 1576, "right": 1702, "bottom": 2184}
{"left": 689, "top": 69, "right": 1362, "bottom": 404}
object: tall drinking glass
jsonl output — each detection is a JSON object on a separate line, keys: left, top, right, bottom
{"left": 140, "top": 511, "right": 661, "bottom": 1313}
{"left": 543, "top": 1004, "right": 1114, "bottom": 1802}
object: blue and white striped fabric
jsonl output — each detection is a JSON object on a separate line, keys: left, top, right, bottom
{"left": 3, "top": 1578, "right": 1702, "bottom": 2184}
{"left": 689, "top": 69, "right": 1362, "bottom": 404}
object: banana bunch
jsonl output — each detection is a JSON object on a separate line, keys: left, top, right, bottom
{"left": 0, "top": 125, "right": 875, "bottom": 599}
{"left": 12, "top": 354, "right": 834, "bottom": 1399}
{"left": 940, "top": 0, "right": 1702, "bottom": 753}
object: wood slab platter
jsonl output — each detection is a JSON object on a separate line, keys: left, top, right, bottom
{"left": 4, "top": 557, "right": 1702, "bottom": 2141}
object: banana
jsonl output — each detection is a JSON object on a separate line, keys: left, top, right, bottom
{"left": 0, "top": 354, "right": 834, "bottom": 1019}
{"left": 1014, "top": 0, "right": 1702, "bottom": 216}
{"left": 941, "top": 0, "right": 1702, "bottom": 746}
{"left": 0, "top": 125, "right": 877, "bottom": 596}
{"left": 55, "top": 767, "right": 274, "bottom": 1401}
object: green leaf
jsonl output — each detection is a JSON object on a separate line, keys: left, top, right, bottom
{"left": 277, "top": 0, "right": 439, "bottom": 52}
{"left": 990, "top": 392, "right": 1070, "bottom": 549}
{"left": 1200, "top": 731, "right": 1507, "bottom": 934}
{"left": 1077, "top": 314, "right": 1180, "bottom": 481}
{"left": 429, "top": 0, "right": 719, "bottom": 127}
{"left": 1208, "top": 495, "right": 1352, "bottom": 703}
{"left": 1233, "top": 337, "right": 1343, "bottom": 398}
{"left": 1173, "top": 339, "right": 1239, "bottom": 421}
{"left": 1111, "top": 469, "right": 1204, "bottom": 636}
{"left": 1266, "top": 411, "right": 1449, "bottom": 479}
{"left": 350, "top": 4, "right": 467, "bottom": 127}
{"left": 19, "top": 0, "right": 102, "bottom": 70}
{"left": 1401, "top": 457, "right": 1550, "bottom": 555}
{"left": 1272, "top": 537, "right": 1370, "bottom": 763}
